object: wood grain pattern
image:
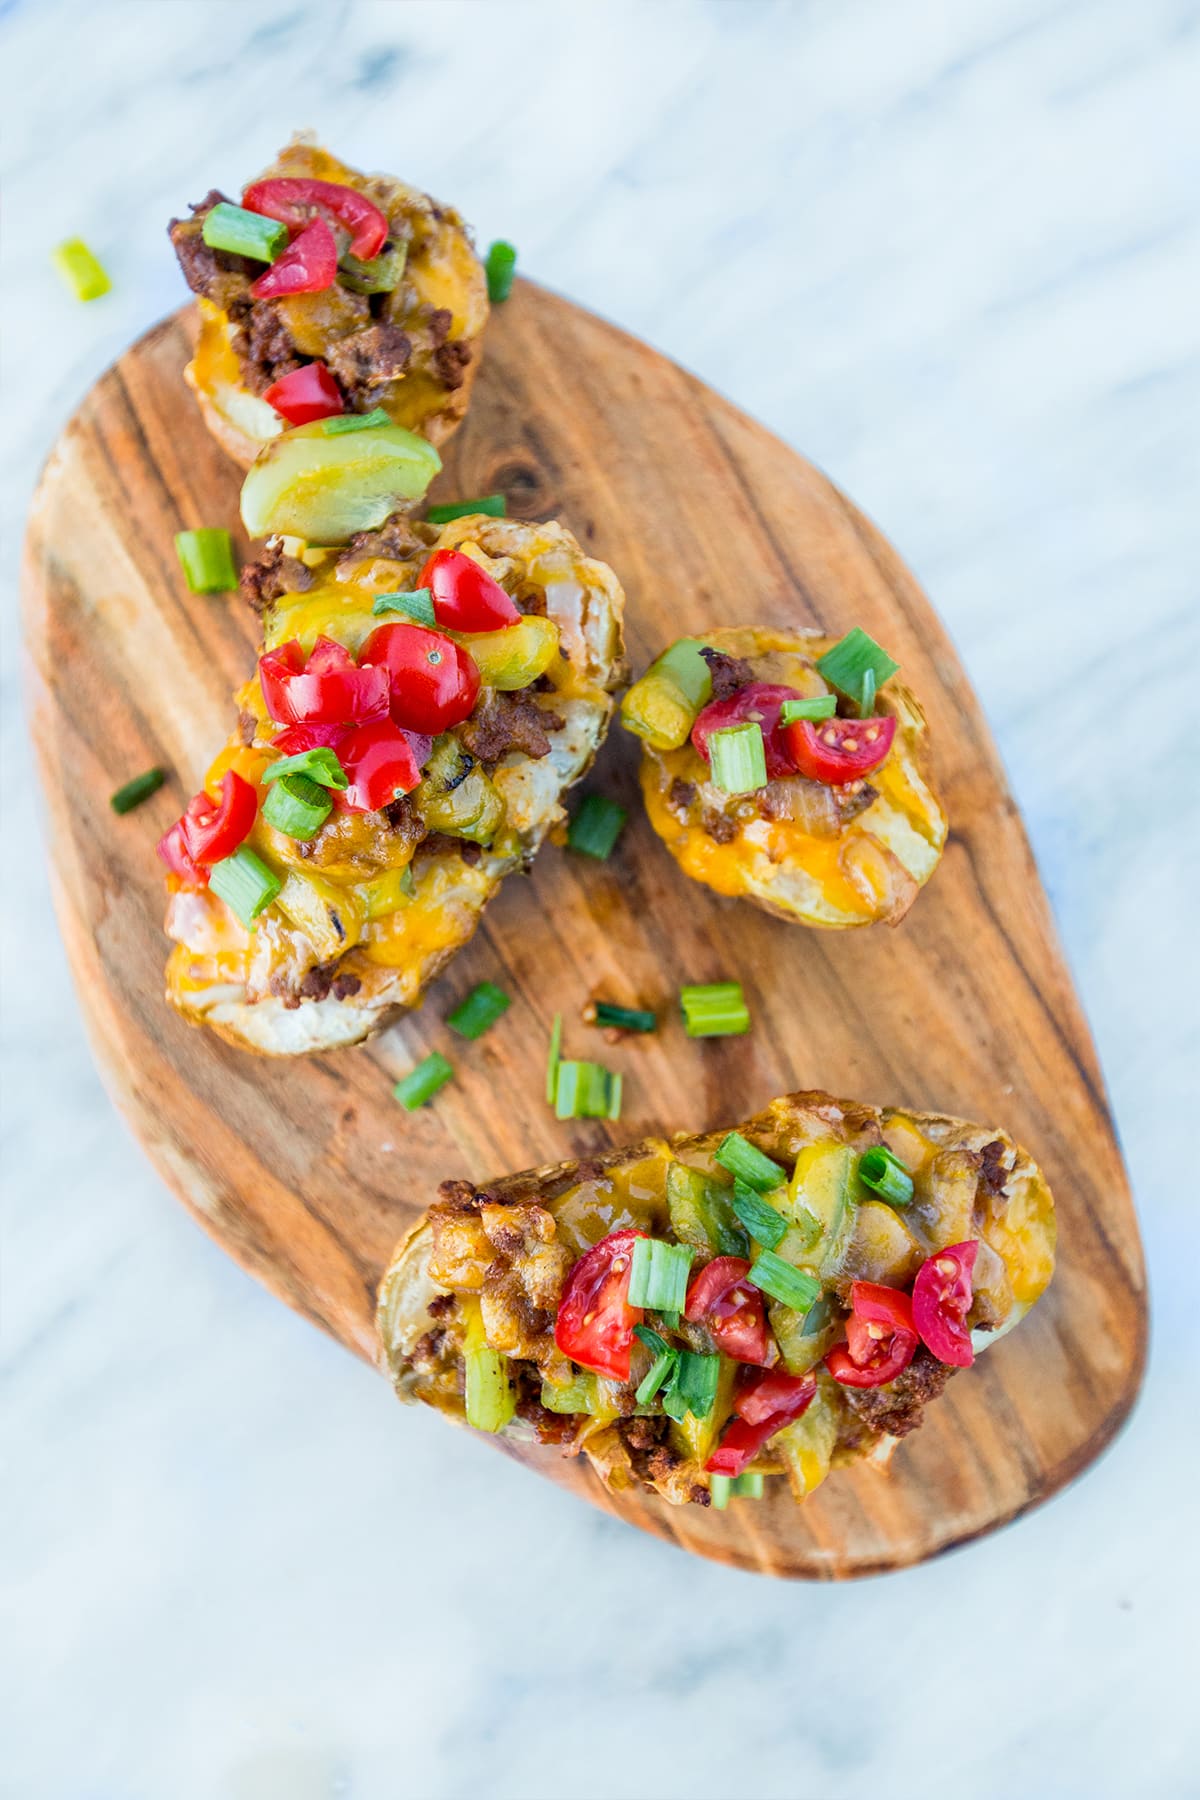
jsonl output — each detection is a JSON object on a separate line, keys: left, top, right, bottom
{"left": 22, "top": 286, "right": 1146, "bottom": 1578}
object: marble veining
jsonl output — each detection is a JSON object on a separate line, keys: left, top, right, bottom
{"left": 2, "top": 1, "right": 1197, "bottom": 1795}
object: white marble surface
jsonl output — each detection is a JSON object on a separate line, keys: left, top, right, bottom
{"left": 3, "top": 1, "right": 1198, "bottom": 1795}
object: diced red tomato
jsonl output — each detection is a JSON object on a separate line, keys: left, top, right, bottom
{"left": 270, "top": 722, "right": 348, "bottom": 756}
{"left": 684, "top": 1257, "right": 774, "bottom": 1367}
{"left": 553, "top": 1229, "right": 646, "bottom": 1382}
{"left": 337, "top": 720, "right": 429, "bottom": 813}
{"left": 156, "top": 770, "right": 258, "bottom": 885}
{"left": 912, "top": 1240, "right": 978, "bottom": 1367}
{"left": 691, "top": 684, "right": 801, "bottom": 780}
{"left": 249, "top": 218, "right": 339, "bottom": 300}
{"left": 263, "top": 361, "right": 344, "bottom": 425}
{"left": 258, "top": 637, "right": 390, "bottom": 730}
{"left": 358, "top": 621, "right": 481, "bottom": 734}
{"left": 705, "top": 1369, "right": 816, "bottom": 1477}
{"left": 732, "top": 1367, "right": 815, "bottom": 1426}
{"left": 417, "top": 548, "right": 521, "bottom": 633}
{"left": 786, "top": 713, "right": 896, "bottom": 784}
{"left": 825, "top": 1280, "right": 918, "bottom": 1388}
{"left": 242, "top": 176, "right": 389, "bottom": 261}
{"left": 156, "top": 818, "right": 206, "bottom": 885}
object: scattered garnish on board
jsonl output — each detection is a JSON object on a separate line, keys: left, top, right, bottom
{"left": 394, "top": 1052, "right": 455, "bottom": 1111}
{"left": 586, "top": 1001, "right": 657, "bottom": 1034}
{"left": 447, "top": 982, "right": 511, "bottom": 1041}
{"left": 485, "top": 239, "right": 517, "bottom": 302}
{"left": 680, "top": 982, "right": 751, "bottom": 1037}
{"left": 174, "top": 529, "right": 239, "bottom": 595}
{"left": 567, "top": 793, "right": 627, "bottom": 860}
{"left": 52, "top": 239, "right": 111, "bottom": 301}
{"left": 110, "top": 769, "right": 165, "bottom": 815}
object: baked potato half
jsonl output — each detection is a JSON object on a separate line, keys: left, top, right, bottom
{"left": 161, "top": 512, "right": 626, "bottom": 1053}
{"left": 621, "top": 627, "right": 947, "bottom": 927}
{"left": 377, "top": 1090, "right": 1055, "bottom": 1509}
{"left": 170, "top": 134, "right": 488, "bottom": 468}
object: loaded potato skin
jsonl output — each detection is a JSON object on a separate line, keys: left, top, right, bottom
{"left": 170, "top": 135, "right": 488, "bottom": 468}
{"left": 161, "top": 513, "right": 626, "bottom": 1054}
{"left": 376, "top": 1091, "right": 1056, "bottom": 1509}
{"left": 622, "top": 626, "right": 947, "bottom": 928}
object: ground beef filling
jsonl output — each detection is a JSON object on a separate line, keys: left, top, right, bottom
{"left": 457, "top": 691, "right": 564, "bottom": 763}
{"left": 240, "top": 540, "right": 314, "bottom": 614}
{"left": 841, "top": 1347, "right": 954, "bottom": 1438}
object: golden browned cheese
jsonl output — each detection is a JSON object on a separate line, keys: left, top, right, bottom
{"left": 376, "top": 1092, "right": 1056, "bottom": 1509}
{"left": 632, "top": 627, "right": 947, "bottom": 928}
{"left": 164, "top": 515, "right": 626, "bottom": 1054}
{"left": 185, "top": 136, "right": 489, "bottom": 467}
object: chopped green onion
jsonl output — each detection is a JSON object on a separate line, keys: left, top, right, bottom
{"left": 339, "top": 244, "right": 407, "bottom": 294}
{"left": 715, "top": 1132, "right": 786, "bottom": 1192}
{"left": 175, "top": 528, "right": 238, "bottom": 594}
{"left": 555, "top": 1060, "right": 622, "bottom": 1121}
{"left": 708, "top": 720, "right": 767, "bottom": 794}
{"left": 635, "top": 1336, "right": 679, "bottom": 1405}
{"left": 816, "top": 628, "right": 899, "bottom": 711}
{"left": 393, "top": 1051, "right": 454, "bottom": 1110}
{"left": 426, "top": 495, "right": 507, "bottom": 525}
{"left": 730, "top": 1181, "right": 788, "bottom": 1249}
{"left": 546, "top": 1012, "right": 562, "bottom": 1104}
{"left": 446, "top": 980, "right": 511, "bottom": 1040}
{"left": 656, "top": 1309, "right": 681, "bottom": 1330}
{"left": 860, "top": 667, "right": 877, "bottom": 718}
{"left": 628, "top": 1239, "right": 693, "bottom": 1313}
{"left": 591, "top": 1001, "right": 656, "bottom": 1034}
{"left": 208, "top": 846, "right": 280, "bottom": 926}
{"left": 749, "top": 1251, "right": 821, "bottom": 1313}
{"left": 52, "top": 238, "right": 111, "bottom": 301}
{"left": 201, "top": 202, "right": 287, "bottom": 263}
{"left": 373, "top": 587, "right": 435, "bottom": 624}
{"left": 567, "top": 793, "right": 627, "bottom": 860}
{"left": 669, "top": 1350, "right": 721, "bottom": 1419}
{"left": 858, "top": 1145, "right": 915, "bottom": 1206}
{"left": 110, "top": 767, "right": 164, "bottom": 814}
{"left": 262, "top": 746, "right": 348, "bottom": 790}
{"left": 465, "top": 1344, "right": 516, "bottom": 1432}
{"left": 322, "top": 408, "right": 392, "bottom": 434}
{"left": 733, "top": 1471, "right": 764, "bottom": 1498}
{"left": 633, "top": 1323, "right": 672, "bottom": 1357}
{"left": 485, "top": 239, "right": 517, "bottom": 302}
{"left": 709, "top": 1474, "right": 733, "bottom": 1509}
{"left": 679, "top": 982, "right": 751, "bottom": 1038}
{"left": 779, "top": 695, "right": 837, "bottom": 725}
{"left": 262, "top": 772, "right": 332, "bottom": 841}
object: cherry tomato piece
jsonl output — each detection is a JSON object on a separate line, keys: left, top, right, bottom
{"left": 243, "top": 176, "right": 389, "bottom": 261}
{"left": 684, "top": 1257, "right": 774, "bottom": 1367}
{"left": 258, "top": 637, "right": 390, "bottom": 729}
{"left": 358, "top": 622, "right": 481, "bottom": 735}
{"left": 250, "top": 218, "right": 339, "bottom": 300}
{"left": 417, "top": 549, "right": 521, "bottom": 633}
{"left": 263, "top": 361, "right": 344, "bottom": 425}
{"left": 691, "top": 684, "right": 802, "bottom": 780}
{"left": 553, "top": 1228, "right": 646, "bottom": 1381}
{"left": 912, "top": 1240, "right": 978, "bottom": 1368}
{"left": 733, "top": 1367, "right": 815, "bottom": 1426}
{"left": 337, "top": 720, "right": 429, "bottom": 813}
{"left": 156, "top": 818, "right": 206, "bottom": 885}
{"left": 824, "top": 1280, "right": 918, "bottom": 1388}
{"left": 156, "top": 770, "right": 258, "bottom": 884}
{"left": 785, "top": 713, "right": 896, "bottom": 785}
{"left": 705, "top": 1370, "right": 816, "bottom": 1477}
{"left": 270, "top": 723, "right": 348, "bottom": 756}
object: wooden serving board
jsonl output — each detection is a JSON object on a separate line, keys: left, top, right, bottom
{"left": 22, "top": 286, "right": 1146, "bottom": 1579}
